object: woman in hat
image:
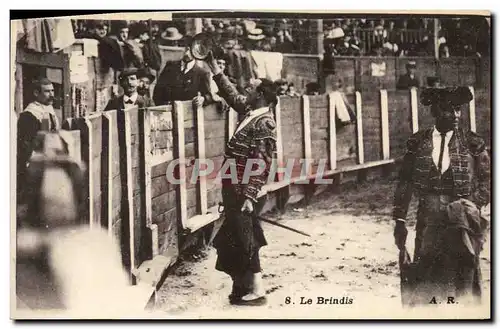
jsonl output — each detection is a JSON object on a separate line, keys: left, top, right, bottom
{"left": 393, "top": 86, "right": 490, "bottom": 306}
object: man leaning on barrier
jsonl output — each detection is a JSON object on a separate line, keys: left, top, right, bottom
{"left": 392, "top": 86, "right": 490, "bottom": 306}
{"left": 204, "top": 50, "right": 278, "bottom": 306}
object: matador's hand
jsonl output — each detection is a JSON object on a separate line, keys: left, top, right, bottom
{"left": 241, "top": 198, "right": 254, "bottom": 214}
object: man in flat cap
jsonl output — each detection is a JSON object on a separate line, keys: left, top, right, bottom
{"left": 104, "top": 67, "right": 154, "bottom": 111}
{"left": 393, "top": 86, "right": 490, "bottom": 306}
{"left": 396, "top": 61, "right": 420, "bottom": 90}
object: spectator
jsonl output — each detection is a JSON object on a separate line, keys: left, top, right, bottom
{"left": 275, "top": 79, "right": 289, "bottom": 96}
{"left": 287, "top": 83, "right": 300, "bottom": 97}
{"left": 150, "top": 21, "right": 161, "bottom": 42}
{"left": 439, "top": 44, "right": 451, "bottom": 58}
{"left": 153, "top": 37, "right": 213, "bottom": 107}
{"left": 397, "top": 61, "right": 420, "bottom": 90}
{"left": 129, "top": 21, "right": 162, "bottom": 71}
{"left": 137, "top": 67, "right": 156, "bottom": 104}
{"left": 85, "top": 20, "right": 108, "bottom": 40}
{"left": 111, "top": 20, "right": 129, "bottom": 44}
{"left": 210, "top": 50, "right": 235, "bottom": 112}
{"left": 246, "top": 28, "right": 266, "bottom": 51}
{"left": 104, "top": 68, "right": 154, "bottom": 111}
{"left": 274, "top": 20, "right": 295, "bottom": 53}
{"left": 97, "top": 21, "right": 129, "bottom": 72}
{"left": 306, "top": 82, "right": 321, "bottom": 96}
{"left": 426, "top": 76, "right": 441, "bottom": 87}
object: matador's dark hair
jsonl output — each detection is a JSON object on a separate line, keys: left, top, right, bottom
{"left": 257, "top": 78, "right": 278, "bottom": 106}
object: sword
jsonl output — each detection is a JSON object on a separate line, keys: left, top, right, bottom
{"left": 217, "top": 202, "right": 311, "bottom": 237}
{"left": 256, "top": 215, "right": 311, "bottom": 237}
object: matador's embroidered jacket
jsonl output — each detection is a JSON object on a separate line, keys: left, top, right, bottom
{"left": 393, "top": 127, "right": 491, "bottom": 219}
{"left": 212, "top": 73, "right": 277, "bottom": 203}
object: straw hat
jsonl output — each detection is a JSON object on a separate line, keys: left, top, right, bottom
{"left": 247, "top": 28, "right": 265, "bottom": 41}
{"left": 161, "top": 27, "right": 183, "bottom": 41}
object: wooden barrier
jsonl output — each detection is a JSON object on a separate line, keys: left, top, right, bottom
{"left": 59, "top": 85, "right": 489, "bottom": 307}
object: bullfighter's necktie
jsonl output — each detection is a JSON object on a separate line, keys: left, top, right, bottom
{"left": 437, "top": 133, "right": 446, "bottom": 173}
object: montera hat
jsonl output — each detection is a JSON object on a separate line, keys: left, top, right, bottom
{"left": 420, "top": 86, "right": 473, "bottom": 107}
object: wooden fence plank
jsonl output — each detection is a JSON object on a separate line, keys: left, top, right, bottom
{"left": 380, "top": 90, "right": 390, "bottom": 160}
{"left": 174, "top": 101, "right": 188, "bottom": 229}
{"left": 82, "top": 117, "right": 94, "bottom": 228}
{"left": 141, "top": 108, "right": 158, "bottom": 258}
{"left": 302, "top": 95, "right": 312, "bottom": 177}
{"left": 274, "top": 98, "right": 284, "bottom": 181}
{"left": 468, "top": 86, "right": 476, "bottom": 133}
{"left": 123, "top": 108, "right": 136, "bottom": 275}
{"left": 197, "top": 104, "right": 208, "bottom": 215}
{"left": 410, "top": 87, "right": 419, "bottom": 133}
{"left": 355, "top": 91, "right": 364, "bottom": 165}
{"left": 102, "top": 112, "right": 114, "bottom": 238}
{"left": 327, "top": 93, "right": 337, "bottom": 170}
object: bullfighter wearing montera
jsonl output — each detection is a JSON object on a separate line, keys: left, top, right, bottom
{"left": 393, "top": 86, "right": 490, "bottom": 306}
{"left": 205, "top": 51, "right": 277, "bottom": 306}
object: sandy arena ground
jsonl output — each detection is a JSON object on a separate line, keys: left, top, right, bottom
{"left": 150, "top": 178, "right": 491, "bottom": 320}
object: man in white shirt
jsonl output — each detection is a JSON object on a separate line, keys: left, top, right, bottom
{"left": 392, "top": 86, "right": 490, "bottom": 306}
{"left": 17, "top": 78, "right": 59, "bottom": 204}
{"left": 104, "top": 67, "right": 154, "bottom": 111}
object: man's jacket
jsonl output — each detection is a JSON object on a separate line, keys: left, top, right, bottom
{"left": 393, "top": 127, "right": 490, "bottom": 219}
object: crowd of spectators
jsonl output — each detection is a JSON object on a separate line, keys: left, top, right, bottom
{"left": 72, "top": 17, "right": 490, "bottom": 59}
{"left": 322, "top": 17, "right": 490, "bottom": 58}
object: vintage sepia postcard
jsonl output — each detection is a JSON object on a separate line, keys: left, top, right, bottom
{"left": 10, "top": 9, "right": 492, "bottom": 320}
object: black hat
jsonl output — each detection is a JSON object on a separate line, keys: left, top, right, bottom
{"left": 426, "top": 76, "right": 440, "bottom": 87}
{"left": 275, "top": 78, "right": 288, "bottom": 86}
{"left": 306, "top": 82, "right": 320, "bottom": 91}
{"left": 118, "top": 67, "right": 139, "bottom": 81}
{"left": 420, "top": 86, "right": 473, "bottom": 107}
{"left": 114, "top": 20, "right": 129, "bottom": 31}
{"left": 138, "top": 67, "right": 156, "bottom": 82}
{"left": 129, "top": 22, "right": 149, "bottom": 39}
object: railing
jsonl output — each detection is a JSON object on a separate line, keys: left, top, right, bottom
{"left": 354, "top": 28, "right": 428, "bottom": 55}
